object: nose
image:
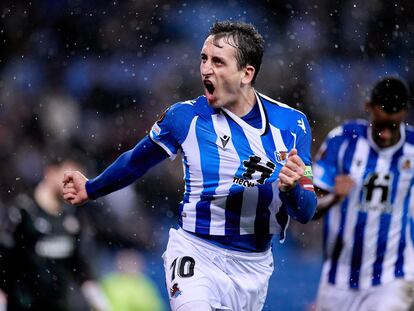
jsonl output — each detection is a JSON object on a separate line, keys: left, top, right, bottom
{"left": 200, "top": 61, "right": 213, "bottom": 77}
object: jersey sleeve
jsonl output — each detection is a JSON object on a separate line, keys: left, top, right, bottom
{"left": 294, "top": 114, "right": 312, "bottom": 166}
{"left": 313, "top": 125, "right": 346, "bottom": 192}
{"left": 149, "top": 103, "right": 194, "bottom": 160}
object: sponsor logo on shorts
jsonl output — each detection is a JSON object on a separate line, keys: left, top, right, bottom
{"left": 170, "top": 283, "right": 182, "bottom": 298}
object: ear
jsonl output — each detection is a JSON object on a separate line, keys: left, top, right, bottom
{"left": 364, "top": 102, "right": 372, "bottom": 113}
{"left": 241, "top": 65, "right": 255, "bottom": 85}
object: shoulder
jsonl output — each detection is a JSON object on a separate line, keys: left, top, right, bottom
{"left": 163, "top": 99, "right": 197, "bottom": 119}
{"left": 162, "top": 96, "right": 215, "bottom": 121}
{"left": 259, "top": 92, "right": 308, "bottom": 119}
{"left": 405, "top": 124, "right": 414, "bottom": 145}
{"left": 336, "top": 119, "right": 367, "bottom": 139}
{"left": 258, "top": 92, "right": 311, "bottom": 136}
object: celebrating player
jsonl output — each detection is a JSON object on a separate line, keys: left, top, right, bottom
{"left": 313, "top": 77, "right": 414, "bottom": 310}
{"left": 63, "top": 21, "right": 317, "bottom": 311}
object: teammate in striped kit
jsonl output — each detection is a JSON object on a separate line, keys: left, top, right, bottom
{"left": 62, "top": 21, "right": 317, "bottom": 311}
{"left": 313, "top": 77, "right": 414, "bottom": 311}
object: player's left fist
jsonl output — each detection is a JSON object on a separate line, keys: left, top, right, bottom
{"left": 278, "top": 148, "right": 305, "bottom": 192}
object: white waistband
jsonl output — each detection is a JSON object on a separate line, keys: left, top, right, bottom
{"left": 175, "top": 228, "right": 272, "bottom": 261}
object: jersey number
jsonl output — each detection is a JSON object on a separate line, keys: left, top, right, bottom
{"left": 170, "top": 256, "right": 195, "bottom": 281}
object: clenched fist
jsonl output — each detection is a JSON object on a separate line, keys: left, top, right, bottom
{"left": 278, "top": 148, "right": 305, "bottom": 192}
{"left": 62, "top": 171, "right": 90, "bottom": 205}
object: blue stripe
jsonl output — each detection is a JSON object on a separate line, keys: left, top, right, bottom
{"left": 195, "top": 117, "right": 220, "bottom": 234}
{"left": 394, "top": 182, "right": 411, "bottom": 277}
{"left": 254, "top": 184, "right": 273, "bottom": 234}
{"left": 389, "top": 148, "right": 404, "bottom": 203}
{"left": 224, "top": 115, "right": 253, "bottom": 234}
{"left": 349, "top": 148, "right": 377, "bottom": 289}
{"left": 411, "top": 218, "right": 414, "bottom": 247}
{"left": 372, "top": 148, "right": 402, "bottom": 285}
{"left": 225, "top": 188, "right": 243, "bottom": 234}
{"left": 328, "top": 198, "right": 349, "bottom": 284}
{"left": 372, "top": 213, "right": 391, "bottom": 285}
{"left": 327, "top": 137, "right": 359, "bottom": 284}
{"left": 323, "top": 211, "right": 330, "bottom": 260}
{"left": 350, "top": 211, "right": 367, "bottom": 288}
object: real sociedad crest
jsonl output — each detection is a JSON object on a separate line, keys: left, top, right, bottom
{"left": 274, "top": 150, "right": 288, "bottom": 164}
{"left": 399, "top": 156, "right": 414, "bottom": 175}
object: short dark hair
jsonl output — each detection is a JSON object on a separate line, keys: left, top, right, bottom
{"left": 370, "top": 77, "right": 410, "bottom": 113}
{"left": 208, "top": 21, "right": 264, "bottom": 83}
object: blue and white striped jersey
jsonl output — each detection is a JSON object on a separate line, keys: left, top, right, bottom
{"left": 314, "top": 119, "right": 414, "bottom": 290}
{"left": 150, "top": 91, "right": 313, "bottom": 240}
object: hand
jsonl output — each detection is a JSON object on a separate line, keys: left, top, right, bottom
{"left": 62, "top": 171, "right": 90, "bottom": 205}
{"left": 81, "top": 280, "right": 112, "bottom": 311}
{"left": 333, "top": 175, "right": 354, "bottom": 198}
{"left": 278, "top": 148, "right": 305, "bottom": 192}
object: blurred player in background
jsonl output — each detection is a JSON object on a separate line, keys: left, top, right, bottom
{"left": 313, "top": 77, "right": 414, "bottom": 310}
{"left": 0, "top": 158, "right": 110, "bottom": 311}
{"left": 62, "top": 20, "right": 317, "bottom": 311}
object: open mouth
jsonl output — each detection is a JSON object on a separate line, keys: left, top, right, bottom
{"left": 204, "top": 80, "right": 215, "bottom": 95}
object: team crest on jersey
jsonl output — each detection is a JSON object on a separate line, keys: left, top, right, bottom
{"left": 170, "top": 283, "right": 182, "bottom": 298}
{"left": 399, "top": 156, "right": 414, "bottom": 173}
{"left": 274, "top": 150, "right": 288, "bottom": 164}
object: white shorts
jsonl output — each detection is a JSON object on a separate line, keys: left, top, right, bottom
{"left": 316, "top": 279, "right": 414, "bottom": 311}
{"left": 162, "top": 228, "right": 274, "bottom": 311}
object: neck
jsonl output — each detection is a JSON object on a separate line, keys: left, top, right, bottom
{"left": 34, "top": 182, "right": 61, "bottom": 216}
{"left": 226, "top": 87, "right": 256, "bottom": 117}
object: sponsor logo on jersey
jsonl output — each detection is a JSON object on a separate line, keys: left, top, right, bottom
{"left": 360, "top": 172, "right": 393, "bottom": 213}
{"left": 297, "top": 118, "right": 306, "bottom": 133}
{"left": 219, "top": 135, "right": 230, "bottom": 148}
{"left": 233, "top": 155, "right": 276, "bottom": 187}
{"left": 233, "top": 177, "right": 255, "bottom": 187}
{"left": 170, "top": 283, "right": 182, "bottom": 298}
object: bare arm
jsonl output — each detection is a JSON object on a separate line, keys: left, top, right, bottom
{"left": 313, "top": 175, "right": 355, "bottom": 220}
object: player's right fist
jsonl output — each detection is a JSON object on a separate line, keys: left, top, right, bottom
{"left": 62, "top": 171, "right": 90, "bottom": 205}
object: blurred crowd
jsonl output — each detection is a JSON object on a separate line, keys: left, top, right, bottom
{"left": 0, "top": 0, "right": 413, "bottom": 309}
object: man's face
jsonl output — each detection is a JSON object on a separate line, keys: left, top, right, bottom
{"left": 368, "top": 104, "right": 407, "bottom": 148}
{"left": 200, "top": 35, "right": 247, "bottom": 109}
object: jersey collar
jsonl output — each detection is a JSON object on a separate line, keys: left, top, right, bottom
{"left": 220, "top": 90, "right": 268, "bottom": 136}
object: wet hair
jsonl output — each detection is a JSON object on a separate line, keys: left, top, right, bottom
{"left": 370, "top": 77, "right": 411, "bottom": 113}
{"left": 208, "top": 20, "right": 264, "bottom": 83}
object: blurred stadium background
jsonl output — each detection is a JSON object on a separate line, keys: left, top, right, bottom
{"left": 1, "top": 0, "right": 413, "bottom": 310}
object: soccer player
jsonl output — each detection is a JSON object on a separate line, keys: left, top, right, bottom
{"left": 313, "top": 77, "right": 414, "bottom": 310}
{"left": 0, "top": 159, "right": 111, "bottom": 311}
{"left": 63, "top": 21, "right": 317, "bottom": 311}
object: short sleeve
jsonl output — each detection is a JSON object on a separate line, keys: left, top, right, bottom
{"left": 149, "top": 102, "right": 195, "bottom": 160}
{"left": 313, "top": 126, "right": 345, "bottom": 192}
